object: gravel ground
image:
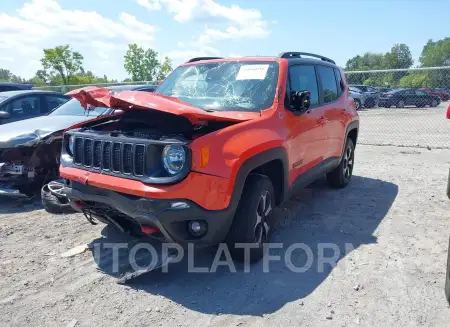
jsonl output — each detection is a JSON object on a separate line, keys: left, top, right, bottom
{"left": 358, "top": 101, "right": 450, "bottom": 148}
{"left": 1, "top": 144, "right": 450, "bottom": 327}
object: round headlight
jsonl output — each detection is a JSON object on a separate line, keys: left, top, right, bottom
{"left": 162, "top": 145, "right": 186, "bottom": 175}
{"left": 68, "top": 135, "right": 75, "bottom": 155}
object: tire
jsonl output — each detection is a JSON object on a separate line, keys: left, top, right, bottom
{"left": 430, "top": 99, "right": 438, "bottom": 107}
{"left": 354, "top": 99, "right": 361, "bottom": 110}
{"left": 327, "top": 138, "right": 355, "bottom": 188}
{"left": 41, "top": 180, "right": 76, "bottom": 214}
{"left": 396, "top": 100, "right": 405, "bottom": 108}
{"left": 227, "top": 174, "right": 275, "bottom": 263}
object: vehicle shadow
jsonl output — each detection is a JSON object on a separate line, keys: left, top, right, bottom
{"left": 91, "top": 175, "right": 398, "bottom": 316}
{"left": 0, "top": 197, "right": 43, "bottom": 214}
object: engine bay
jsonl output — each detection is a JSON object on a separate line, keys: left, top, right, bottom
{"left": 79, "top": 110, "right": 236, "bottom": 141}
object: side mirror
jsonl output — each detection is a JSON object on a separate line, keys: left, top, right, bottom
{"left": 290, "top": 90, "right": 311, "bottom": 112}
{"left": 0, "top": 111, "right": 10, "bottom": 120}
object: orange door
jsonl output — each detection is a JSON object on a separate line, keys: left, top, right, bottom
{"left": 285, "top": 64, "right": 328, "bottom": 185}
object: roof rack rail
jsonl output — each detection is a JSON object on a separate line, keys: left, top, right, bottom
{"left": 187, "top": 57, "right": 224, "bottom": 63}
{"left": 279, "top": 52, "right": 336, "bottom": 64}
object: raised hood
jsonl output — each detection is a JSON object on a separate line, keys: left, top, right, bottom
{"left": 66, "top": 86, "right": 259, "bottom": 124}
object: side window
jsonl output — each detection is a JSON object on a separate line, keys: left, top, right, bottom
{"left": 317, "top": 66, "right": 338, "bottom": 103}
{"left": 334, "top": 69, "right": 344, "bottom": 96}
{"left": 415, "top": 90, "right": 426, "bottom": 96}
{"left": 6, "top": 96, "right": 42, "bottom": 118}
{"left": 289, "top": 65, "right": 319, "bottom": 107}
{"left": 45, "top": 95, "right": 69, "bottom": 113}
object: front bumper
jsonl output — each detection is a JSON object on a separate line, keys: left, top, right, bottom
{"left": 66, "top": 181, "right": 236, "bottom": 247}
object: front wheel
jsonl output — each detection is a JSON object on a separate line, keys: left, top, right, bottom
{"left": 227, "top": 174, "right": 274, "bottom": 263}
{"left": 431, "top": 99, "right": 439, "bottom": 107}
{"left": 354, "top": 99, "right": 361, "bottom": 110}
{"left": 327, "top": 138, "right": 355, "bottom": 188}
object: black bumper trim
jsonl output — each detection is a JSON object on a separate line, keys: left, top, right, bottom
{"left": 66, "top": 182, "right": 235, "bottom": 247}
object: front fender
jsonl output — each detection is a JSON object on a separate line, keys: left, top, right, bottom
{"left": 190, "top": 116, "right": 285, "bottom": 179}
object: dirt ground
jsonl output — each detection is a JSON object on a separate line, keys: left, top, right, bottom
{"left": 1, "top": 144, "right": 450, "bottom": 327}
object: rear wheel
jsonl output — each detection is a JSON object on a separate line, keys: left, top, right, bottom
{"left": 430, "top": 99, "right": 438, "bottom": 107}
{"left": 227, "top": 174, "right": 274, "bottom": 263}
{"left": 327, "top": 138, "right": 355, "bottom": 188}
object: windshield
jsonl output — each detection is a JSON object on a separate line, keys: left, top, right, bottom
{"left": 48, "top": 98, "right": 109, "bottom": 116}
{"left": 156, "top": 61, "right": 279, "bottom": 112}
{"left": 0, "top": 95, "right": 7, "bottom": 104}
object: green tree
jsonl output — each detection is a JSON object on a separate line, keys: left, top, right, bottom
{"left": 156, "top": 56, "right": 173, "bottom": 81}
{"left": 384, "top": 44, "right": 413, "bottom": 69}
{"left": 419, "top": 38, "right": 450, "bottom": 67}
{"left": 124, "top": 44, "right": 160, "bottom": 81}
{"left": 41, "top": 45, "right": 84, "bottom": 85}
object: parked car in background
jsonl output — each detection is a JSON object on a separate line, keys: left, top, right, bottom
{"left": 420, "top": 88, "right": 450, "bottom": 101}
{"left": 434, "top": 88, "right": 450, "bottom": 100}
{"left": 0, "top": 90, "right": 70, "bottom": 124}
{"left": 349, "top": 85, "right": 378, "bottom": 109}
{"left": 378, "top": 88, "right": 440, "bottom": 108}
{"left": 0, "top": 84, "right": 157, "bottom": 202}
{"left": 375, "top": 87, "right": 392, "bottom": 93}
{"left": 0, "top": 82, "right": 33, "bottom": 92}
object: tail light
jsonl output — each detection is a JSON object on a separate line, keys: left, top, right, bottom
{"left": 447, "top": 105, "right": 450, "bottom": 119}
{"left": 386, "top": 94, "right": 393, "bottom": 98}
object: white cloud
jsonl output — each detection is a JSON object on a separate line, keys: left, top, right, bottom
{"left": 167, "top": 44, "right": 220, "bottom": 66}
{"left": 137, "top": 0, "right": 270, "bottom": 44}
{"left": 177, "top": 42, "right": 185, "bottom": 48}
{"left": 229, "top": 53, "right": 242, "bottom": 58}
{"left": 0, "top": 0, "right": 157, "bottom": 79}
{"left": 136, "top": 0, "right": 162, "bottom": 10}
{"left": 0, "top": 57, "right": 14, "bottom": 62}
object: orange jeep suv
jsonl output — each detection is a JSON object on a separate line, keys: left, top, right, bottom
{"left": 59, "top": 52, "right": 359, "bottom": 262}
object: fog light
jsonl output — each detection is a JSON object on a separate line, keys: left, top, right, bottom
{"left": 188, "top": 220, "right": 206, "bottom": 237}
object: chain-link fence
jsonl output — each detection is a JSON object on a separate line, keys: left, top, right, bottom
{"left": 345, "top": 66, "right": 450, "bottom": 149}
{"left": 33, "top": 67, "right": 450, "bottom": 149}
{"left": 33, "top": 81, "right": 157, "bottom": 93}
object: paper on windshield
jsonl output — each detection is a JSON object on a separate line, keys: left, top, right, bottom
{"left": 236, "top": 65, "right": 269, "bottom": 80}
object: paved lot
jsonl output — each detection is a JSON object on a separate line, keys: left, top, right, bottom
{"left": 358, "top": 101, "right": 450, "bottom": 148}
{"left": 1, "top": 144, "right": 449, "bottom": 327}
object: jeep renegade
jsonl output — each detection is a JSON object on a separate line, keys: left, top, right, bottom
{"left": 59, "top": 52, "right": 359, "bottom": 262}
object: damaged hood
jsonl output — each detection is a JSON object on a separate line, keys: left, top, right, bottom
{"left": 0, "top": 115, "right": 94, "bottom": 148}
{"left": 66, "top": 86, "right": 260, "bottom": 124}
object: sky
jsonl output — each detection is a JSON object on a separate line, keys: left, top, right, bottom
{"left": 1, "top": 0, "right": 449, "bottom": 81}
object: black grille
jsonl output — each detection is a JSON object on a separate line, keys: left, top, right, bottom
{"left": 74, "top": 138, "right": 83, "bottom": 164}
{"left": 93, "top": 141, "right": 102, "bottom": 168}
{"left": 123, "top": 144, "right": 133, "bottom": 174}
{"left": 83, "top": 139, "right": 93, "bottom": 167}
{"left": 134, "top": 145, "right": 145, "bottom": 176}
{"left": 112, "top": 143, "right": 121, "bottom": 172}
{"left": 103, "top": 142, "right": 111, "bottom": 170}
{"left": 73, "top": 137, "right": 146, "bottom": 177}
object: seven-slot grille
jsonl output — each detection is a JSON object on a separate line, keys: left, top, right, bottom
{"left": 73, "top": 137, "right": 145, "bottom": 177}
